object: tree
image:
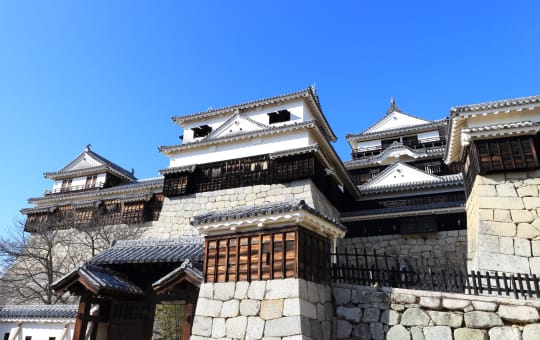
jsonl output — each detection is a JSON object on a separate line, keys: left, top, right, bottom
{"left": 0, "top": 207, "right": 144, "bottom": 305}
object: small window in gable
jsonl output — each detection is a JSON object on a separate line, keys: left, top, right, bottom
{"left": 268, "top": 109, "right": 291, "bottom": 124}
{"left": 192, "top": 125, "right": 212, "bottom": 138}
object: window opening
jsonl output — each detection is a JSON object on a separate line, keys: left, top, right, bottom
{"left": 268, "top": 109, "right": 291, "bottom": 124}
{"left": 191, "top": 125, "right": 212, "bottom": 138}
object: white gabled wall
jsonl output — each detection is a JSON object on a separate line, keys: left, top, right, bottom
{"left": 358, "top": 139, "right": 382, "bottom": 151}
{"left": 417, "top": 130, "right": 440, "bottom": 142}
{"left": 170, "top": 130, "right": 314, "bottom": 167}
{"left": 52, "top": 173, "right": 106, "bottom": 191}
{"left": 182, "top": 100, "right": 310, "bottom": 143}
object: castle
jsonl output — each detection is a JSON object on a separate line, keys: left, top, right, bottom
{"left": 2, "top": 88, "right": 540, "bottom": 339}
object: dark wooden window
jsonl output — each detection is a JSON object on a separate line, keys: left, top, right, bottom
{"left": 192, "top": 125, "right": 212, "bottom": 138}
{"left": 25, "top": 337, "right": 32, "bottom": 340}
{"left": 204, "top": 226, "right": 330, "bottom": 284}
{"left": 61, "top": 178, "right": 72, "bottom": 191}
{"left": 49, "top": 338, "right": 56, "bottom": 340}
{"left": 85, "top": 175, "right": 98, "bottom": 189}
{"left": 122, "top": 202, "right": 145, "bottom": 224}
{"left": 268, "top": 109, "right": 291, "bottom": 124}
{"left": 75, "top": 208, "right": 93, "bottom": 225}
{"left": 4, "top": 333, "right": 9, "bottom": 340}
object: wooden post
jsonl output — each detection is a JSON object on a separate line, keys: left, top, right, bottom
{"left": 73, "top": 292, "right": 92, "bottom": 340}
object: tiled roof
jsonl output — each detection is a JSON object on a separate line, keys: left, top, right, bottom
{"left": 341, "top": 201, "right": 465, "bottom": 219}
{"left": 152, "top": 259, "right": 203, "bottom": 291}
{"left": 45, "top": 148, "right": 136, "bottom": 181}
{"left": 159, "top": 165, "right": 197, "bottom": 175}
{"left": 159, "top": 120, "right": 318, "bottom": 154}
{"left": 344, "top": 146, "right": 445, "bottom": 169}
{"left": 462, "top": 121, "right": 539, "bottom": 134}
{"left": 52, "top": 264, "right": 144, "bottom": 296}
{"left": 268, "top": 144, "right": 319, "bottom": 159}
{"left": 191, "top": 200, "right": 345, "bottom": 231}
{"left": 347, "top": 119, "right": 447, "bottom": 142}
{"left": 172, "top": 86, "right": 337, "bottom": 142}
{"left": 0, "top": 304, "right": 77, "bottom": 321}
{"left": 27, "top": 177, "right": 163, "bottom": 205}
{"left": 451, "top": 94, "right": 540, "bottom": 114}
{"left": 90, "top": 238, "right": 204, "bottom": 265}
{"left": 359, "top": 173, "right": 463, "bottom": 195}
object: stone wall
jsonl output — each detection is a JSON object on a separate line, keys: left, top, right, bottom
{"left": 467, "top": 170, "right": 540, "bottom": 274}
{"left": 191, "top": 279, "right": 333, "bottom": 340}
{"left": 147, "top": 179, "right": 340, "bottom": 239}
{"left": 333, "top": 283, "right": 540, "bottom": 340}
{"left": 337, "top": 231, "right": 467, "bottom": 270}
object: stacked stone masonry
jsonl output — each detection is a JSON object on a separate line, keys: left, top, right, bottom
{"left": 333, "top": 283, "right": 540, "bottom": 340}
{"left": 147, "top": 179, "right": 339, "bottom": 239}
{"left": 467, "top": 170, "right": 540, "bottom": 274}
{"left": 191, "top": 279, "right": 333, "bottom": 340}
{"left": 338, "top": 231, "right": 467, "bottom": 270}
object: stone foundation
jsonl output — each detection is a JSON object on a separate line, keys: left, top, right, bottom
{"left": 147, "top": 179, "right": 339, "bottom": 239}
{"left": 338, "top": 231, "right": 467, "bottom": 270}
{"left": 333, "top": 283, "right": 540, "bottom": 340}
{"left": 467, "top": 170, "right": 540, "bottom": 274}
{"left": 191, "top": 279, "right": 333, "bottom": 340}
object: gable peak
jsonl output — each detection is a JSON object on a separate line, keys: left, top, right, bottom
{"left": 386, "top": 97, "right": 402, "bottom": 115}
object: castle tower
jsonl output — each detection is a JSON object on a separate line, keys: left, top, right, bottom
{"left": 157, "top": 87, "right": 358, "bottom": 339}
{"left": 445, "top": 95, "right": 540, "bottom": 274}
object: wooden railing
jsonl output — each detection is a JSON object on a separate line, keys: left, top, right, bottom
{"left": 331, "top": 249, "right": 540, "bottom": 299}
{"left": 45, "top": 182, "right": 105, "bottom": 195}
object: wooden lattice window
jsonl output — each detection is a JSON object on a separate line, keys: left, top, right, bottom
{"left": 122, "top": 202, "right": 145, "bottom": 224}
{"left": 204, "top": 226, "right": 329, "bottom": 284}
{"left": 163, "top": 174, "right": 189, "bottom": 196}
{"left": 475, "top": 136, "right": 538, "bottom": 172}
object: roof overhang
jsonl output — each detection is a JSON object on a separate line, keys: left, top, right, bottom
{"left": 445, "top": 95, "right": 540, "bottom": 164}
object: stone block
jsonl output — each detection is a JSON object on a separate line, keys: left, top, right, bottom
{"left": 496, "top": 183, "right": 517, "bottom": 197}
{"left": 335, "top": 319, "right": 352, "bottom": 339}
{"left": 499, "top": 237, "right": 515, "bottom": 255}
{"left": 464, "top": 311, "right": 503, "bottom": 328}
{"left": 479, "top": 209, "right": 494, "bottom": 221}
{"left": 195, "top": 298, "right": 223, "bottom": 317}
{"left": 471, "top": 301, "right": 497, "bottom": 312}
{"left": 441, "top": 298, "right": 470, "bottom": 310}
{"left": 428, "top": 311, "right": 463, "bottom": 328}
{"left": 515, "top": 238, "right": 532, "bottom": 257}
{"left": 494, "top": 209, "right": 512, "bottom": 222}
{"left": 530, "top": 257, "right": 540, "bottom": 273}
{"left": 512, "top": 210, "right": 535, "bottom": 223}
{"left": 523, "top": 323, "right": 540, "bottom": 340}
{"left": 411, "top": 326, "right": 424, "bottom": 340}
{"left": 321, "top": 320, "right": 332, "bottom": 340}
{"left": 498, "top": 305, "right": 540, "bottom": 323}
{"left": 220, "top": 299, "right": 240, "bottom": 318}
{"left": 226, "top": 316, "right": 247, "bottom": 339}
{"left": 387, "top": 325, "right": 411, "bottom": 340}
{"left": 265, "top": 279, "right": 300, "bottom": 299}
{"left": 393, "top": 293, "right": 417, "bottom": 304}
{"left": 332, "top": 287, "right": 351, "bottom": 305}
{"left": 240, "top": 299, "right": 261, "bottom": 316}
{"left": 476, "top": 251, "right": 531, "bottom": 273}
{"left": 214, "top": 282, "right": 236, "bottom": 301}
{"left": 479, "top": 197, "right": 524, "bottom": 210}
{"left": 246, "top": 316, "right": 265, "bottom": 339}
{"left": 381, "top": 309, "right": 401, "bottom": 325}
{"left": 454, "top": 328, "right": 488, "bottom": 340}
{"left": 524, "top": 197, "right": 540, "bottom": 210}
{"left": 423, "top": 326, "right": 452, "bottom": 340}
{"left": 353, "top": 323, "right": 370, "bottom": 339}
{"left": 518, "top": 185, "right": 538, "bottom": 197}
{"left": 234, "top": 281, "right": 249, "bottom": 299}
{"left": 336, "top": 306, "right": 362, "bottom": 323}
{"left": 401, "top": 308, "right": 430, "bottom": 326}
{"left": 479, "top": 220, "right": 516, "bottom": 237}
{"left": 419, "top": 296, "right": 441, "bottom": 309}
{"left": 198, "top": 282, "right": 213, "bottom": 299}
{"left": 532, "top": 240, "right": 540, "bottom": 256}
{"left": 478, "top": 234, "right": 499, "bottom": 253}
{"left": 477, "top": 185, "right": 497, "bottom": 196}
{"left": 248, "top": 281, "right": 267, "bottom": 300}
{"left": 370, "top": 322, "right": 384, "bottom": 339}
{"left": 488, "top": 326, "right": 521, "bottom": 340}
{"left": 211, "top": 317, "right": 226, "bottom": 338}
{"left": 363, "top": 307, "right": 381, "bottom": 322}
{"left": 283, "top": 298, "right": 317, "bottom": 319}
{"left": 306, "top": 281, "right": 319, "bottom": 303}
{"left": 192, "top": 315, "right": 212, "bottom": 337}
{"left": 517, "top": 223, "right": 540, "bottom": 239}
{"left": 477, "top": 173, "right": 505, "bottom": 184}
{"left": 309, "top": 319, "right": 321, "bottom": 339}
{"left": 260, "top": 299, "right": 284, "bottom": 320}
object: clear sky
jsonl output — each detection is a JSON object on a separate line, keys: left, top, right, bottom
{"left": 1, "top": 1, "right": 539, "bottom": 230}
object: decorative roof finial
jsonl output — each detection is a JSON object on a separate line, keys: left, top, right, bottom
{"left": 386, "top": 97, "right": 402, "bottom": 114}
{"left": 85, "top": 144, "right": 92, "bottom": 152}
{"left": 310, "top": 83, "right": 317, "bottom": 95}
{"left": 131, "top": 168, "right": 135, "bottom": 176}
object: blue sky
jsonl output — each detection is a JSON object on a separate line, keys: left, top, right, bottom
{"left": 1, "top": 1, "right": 540, "bottom": 230}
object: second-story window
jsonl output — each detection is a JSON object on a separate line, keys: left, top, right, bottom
{"left": 61, "top": 179, "right": 72, "bottom": 192}
{"left": 85, "top": 175, "right": 97, "bottom": 189}
{"left": 268, "top": 109, "right": 291, "bottom": 124}
{"left": 192, "top": 125, "right": 212, "bottom": 138}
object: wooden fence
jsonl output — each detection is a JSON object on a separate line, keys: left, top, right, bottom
{"left": 331, "top": 249, "right": 540, "bottom": 300}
